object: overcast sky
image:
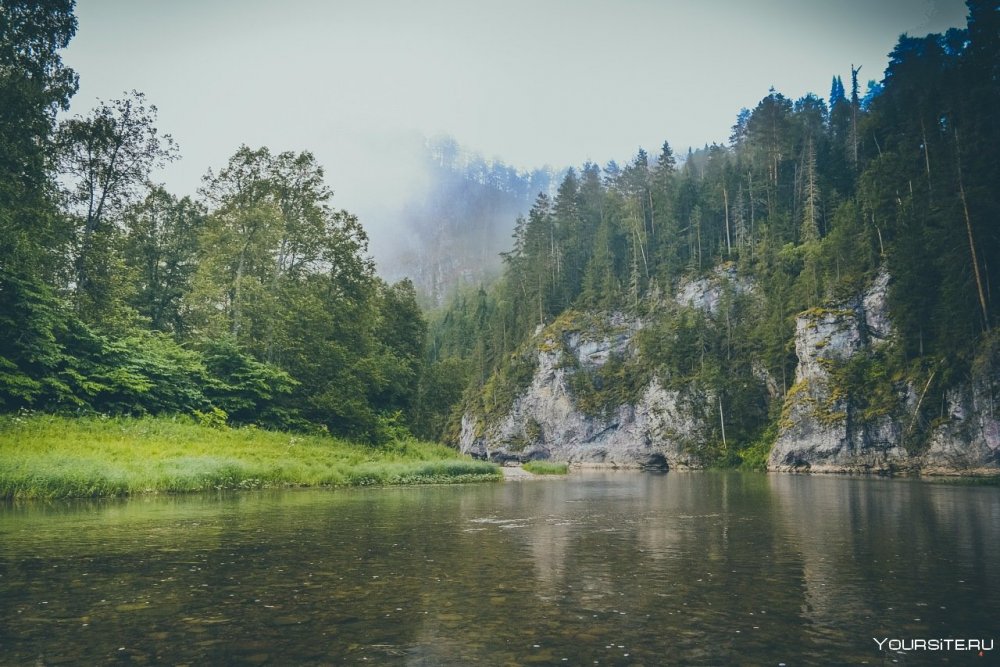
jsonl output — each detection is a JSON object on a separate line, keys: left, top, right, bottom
{"left": 62, "top": 0, "right": 969, "bottom": 260}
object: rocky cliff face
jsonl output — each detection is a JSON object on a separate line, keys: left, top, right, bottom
{"left": 766, "top": 272, "right": 908, "bottom": 473}
{"left": 459, "top": 268, "right": 760, "bottom": 468}
{"left": 921, "top": 364, "right": 1000, "bottom": 474}
{"left": 460, "top": 263, "right": 998, "bottom": 475}
{"left": 769, "top": 269, "right": 1000, "bottom": 474}
{"left": 459, "top": 312, "right": 709, "bottom": 469}
{"left": 674, "top": 263, "right": 754, "bottom": 315}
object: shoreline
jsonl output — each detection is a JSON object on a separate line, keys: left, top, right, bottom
{"left": 0, "top": 415, "right": 501, "bottom": 500}
{"left": 4, "top": 413, "right": 995, "bottom": 500}
{"left": 495, "top": 459, "right": 1000, "bottom": 479}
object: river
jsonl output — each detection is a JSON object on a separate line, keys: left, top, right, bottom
{"left": 1, "top": 472, "right": 997, "bottom": 665}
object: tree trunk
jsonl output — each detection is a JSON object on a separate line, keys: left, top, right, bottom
{"left": 723, "top": 186, "right": 731, "bottom": 254}
{"left": 719, "top": 396, "right": 727, "bottom": 451}
{"left": 955, "top": 127, "right": 990, "bottom": 331}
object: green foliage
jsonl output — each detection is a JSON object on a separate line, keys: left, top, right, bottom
{"left": 0, "top": 271, "right": 206, "bottom": 415}
{"left": 522, "top": 460, "right": 569, "bottom": 475}
{"left": 412, "top": 356, "right": 473, "bottom": 440}
{"left": 826, "top": 348, "right": 904, "bottom": 422}
{"left": 57, "top": 91, "right": 179, "bottom": 328}
{"left": 736, "top": 423, "right": 779, "bottom": 471}
{"left": 370, "top": 279, "right": 427, "bottom": 418}
{"left": 0, "top": 268, "right": 75, "bottom": 409}
{"left": 0, "top": 0, "right": 78, "bottom": 280}
{"left": 476, "top": 348, "right": 539, "bottom": 427}
{"left": 567, "top": 352, "right": 648, "bottom": 420}
{"left": 370, "top": 411, "right": 413, "bottom": 446}
{"left": 193, "top": 406, "right": 228, "bottom": 429}
{"left": 637, "top": 307, "right": 711, "bottom": 386}
{"left": 83, "top": 330, "right": 211, "bottom": 415}
{"left": 122, "top": 187, "right": 204, "bottom": 334}
{"left": 201, "top": 337, "right": 298, "bottom": 428}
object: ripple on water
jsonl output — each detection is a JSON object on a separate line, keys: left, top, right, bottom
{"left": 0, "top": 474, "right": 997, "bottom": 665}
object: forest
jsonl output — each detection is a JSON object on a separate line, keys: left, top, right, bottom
{"left": 1, "top": 1, "right": 998, "bottom": 462}
{"left": 425, "top": 0, "right": 1000, "bottom": 462}
{"left": 1, "top": 1, "right": 431, "bottom": 443}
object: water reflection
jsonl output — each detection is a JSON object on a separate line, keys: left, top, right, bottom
{"left": 1, "top": 474, "right": 997, "bottom": 665}
{"left": 767, "top": 475, "right": 1000, "bottom": 661}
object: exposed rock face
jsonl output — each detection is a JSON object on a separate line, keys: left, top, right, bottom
{"left": 769, "top": 270, "right": 911, "bottom": 472}
{"left": 564, "top": 322, "right": 630, "bottom": 370}
{"left": 461, "top": 262, "right": 998, "bottom": 476}
{"left": 675, "top": 264, "right": 753, "bottom": 316}
{"left": 921, "top": 363, "right": 1000, "bottom": 474}
{"left": 767, "top": 308, "right": 909, "bottom": 473}
{"left": 769, "top": 268, "right": 1000, "bottom": 474}
{"left": 861, "top": 269, "right": 893, "bottom": 345}
{"left": 459, "top": 314, "right": 707, "bottom": 469}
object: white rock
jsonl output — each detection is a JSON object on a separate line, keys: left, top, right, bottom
{"left": 460, "top": 313, "right": 704, "bottom": 469}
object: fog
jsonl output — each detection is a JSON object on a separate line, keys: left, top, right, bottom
{"left": 61, "top": 0, "right": 968, "bottom": 288}
{"left": 321, "top": 130, "right": 555, "bottom": 302}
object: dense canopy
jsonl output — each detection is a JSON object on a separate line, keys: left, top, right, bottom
{"left": 1, "top": 0, "right": 997, "bottom": 456}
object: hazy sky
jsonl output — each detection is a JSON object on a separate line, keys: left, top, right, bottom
{"left": 61, "top": 0, "right": 968, "bottom": 258}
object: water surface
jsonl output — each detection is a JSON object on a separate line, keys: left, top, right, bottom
{"left": 1, "top": 472, "right": 997, "bottom": 665}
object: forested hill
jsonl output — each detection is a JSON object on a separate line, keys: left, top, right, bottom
{"left": 1, "top": 2, "right": 428, "bottom": 442}
{"left": 425, "top": 1, "right": 1000, "bottom": 465}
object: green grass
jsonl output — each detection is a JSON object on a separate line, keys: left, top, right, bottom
{"left": 522, "top": 460, "right": 569, "bottom": 475}
{"left": 0, "top": 414, "right": 501, "bottom": 499}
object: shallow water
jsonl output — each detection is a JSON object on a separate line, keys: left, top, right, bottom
{"left": 1, "top": 472, "right": 997, "bottom": 665}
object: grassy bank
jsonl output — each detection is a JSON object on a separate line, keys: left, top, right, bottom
{"left": 0, "top": 414, "right": 501, "bottom": 499}
{"left": 522, "top": 461, "right": 569, "bottom": 475}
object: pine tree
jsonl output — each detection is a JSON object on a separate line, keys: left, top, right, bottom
{"left": 800, "top": 138, "right": 820, "bottom": 243}
{"left": 849, "top": 64, "right": 863, "bottom": 171}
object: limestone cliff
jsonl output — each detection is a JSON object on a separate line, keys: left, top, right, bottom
{"left": 459, "top": 267, "right": 755, "bottom": 468}
{"left": 459, "top": 263, "right": 998, "bottom": 475}
{"left": 459, "top": 312, "right": 709, "bottom": 469}
{"left": 920, "top": 356, "right": 1000, "bottom": 474}
{"left": 768, "top": 269, "right": 1000, "bottom": 474}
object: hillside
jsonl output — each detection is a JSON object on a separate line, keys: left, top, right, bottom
{"left": 426, "top": 5, "right": 1000, "bottom": 474}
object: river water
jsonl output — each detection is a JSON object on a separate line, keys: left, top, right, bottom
{"left": 1, "top": 472, "right": 997, "bottom": 665}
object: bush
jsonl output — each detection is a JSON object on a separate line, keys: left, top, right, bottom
{"left": 201, "top": 337, "right": 298, "bottom": 427}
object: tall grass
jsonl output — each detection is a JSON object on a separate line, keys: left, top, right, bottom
{"left": 0, "top": 414, "right": 500, "bottom": 499}
{"left": 522, "top": 460, "right": 569, "bottom": 475}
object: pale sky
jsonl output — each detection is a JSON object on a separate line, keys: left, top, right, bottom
{"left": 62, "top": 0, "right": 969, "bottom": 262}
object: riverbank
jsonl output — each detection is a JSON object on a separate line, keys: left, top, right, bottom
{"left": 0, "top": 415, "right": 500, "bottom": 499}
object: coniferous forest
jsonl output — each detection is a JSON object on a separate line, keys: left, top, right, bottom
{"left": 425, "top": 0, "right": 1000, "bottom": 464}
{"left": 2, "top": 0, "right": 999, "bottom": 465}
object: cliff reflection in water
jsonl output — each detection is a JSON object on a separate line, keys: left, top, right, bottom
{"left": 1, "top": 473, "right": 997, "bottom": 665}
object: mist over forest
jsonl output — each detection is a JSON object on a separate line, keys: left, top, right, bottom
{"left": 360, "top": 134, "right": 558, "bottom": 306}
